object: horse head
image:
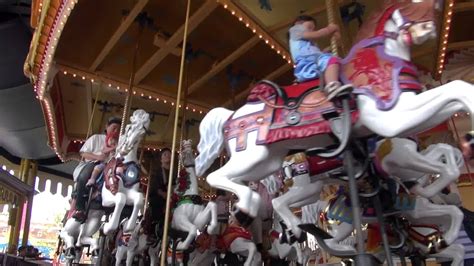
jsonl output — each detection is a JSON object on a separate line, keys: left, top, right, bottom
{"left": 180, "top": 139, "right": 195, "bottom": 167}
{"left": 116, "top": 109, "right": 150, "bottom": 160}
{"left": 356, "top": 0, "right": 437, "bottom": 43}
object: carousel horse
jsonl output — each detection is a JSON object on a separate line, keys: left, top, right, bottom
{"left": 302, "top": 140, "right": 465, "bottom": 262}
{"left": 170, "top": 139, "right": 218, "bottom": 251}
{"left": 270, "top": 153, "right": 347, "bottom": 242}
{"left": 60, "top": 164, "right": 109, "bottom": 260}
{"left": 267, "top": 212, "right": 309, "bottom": 265}
{"left": 114, "top": 216, "right": 160, "bottom": 266}
{"left": 60, "top": 208, "right": 104, "bottom": 261}
{"left": 102, "top": 109, "right": 150, "bottom": 235}
{"left": 216, "top": 215, "right": 262, "bottom": 266}
{"left": 195, "top": 0, "right": 474, "bottom": 227}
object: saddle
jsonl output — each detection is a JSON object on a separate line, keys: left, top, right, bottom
{"left": 247, "top": 79, "right": 323, "bottom": 110}
{"left": 103, "top": 158, "right": 142, "bottom": 195}
{"left": 225, "top": 79, "right": 358, "bottom": 152}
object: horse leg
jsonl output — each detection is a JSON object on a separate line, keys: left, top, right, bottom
{"left": 230, "top": 238, "right": 258, "bottom": 266}
{"left": 357, "top": 80, "right": 474, "bottom": 137}
{"left": 62, "top": 219, "right": 80, "bottom": 250}
{"left": 385, "top": 142, "right": 459, "bottom": 198}
{"left": 103, "top": 192, "right": 127, "bottom": 235}
{"left": 125, "top": 247, "right": 135, "bottom": 266}
{"left": 194, "top": 202, "right": 218, "bottom": 234}
{"left": 78, "top": 210, "right": 103, "bottom": 255}
{"left": 405, "top": 197, "right": 463, "bottom": 244}
{"left": 273, "top": 181, "right": 323, "bottom": 238}
{"left": 148, "top": 240, "right": 160, "bottom": 266}
{"left": 173, "top": 206, "right": 198, "bottom": 250}
{"left": 115, "top": 244, "right": 126, "bottom": 266}
{"left": 325, "top": 222, "right": 357, "bottom": 252}
{"left": 206, "top": 146, "right": 283, "bottom": 217}
{"left": 428, "top": 243, "right": 464, "bottom": 266}
{"left": 124, "top": 189, "right": 144, "bottom": 233}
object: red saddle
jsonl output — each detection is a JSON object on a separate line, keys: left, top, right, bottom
{"left": 225, "top": 80, "right": 359, "bottom": 152}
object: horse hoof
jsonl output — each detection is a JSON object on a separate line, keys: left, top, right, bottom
{"left": 103, "top": 223, "right": 113, "bottom": 235}
{"left": 91, "top": 249, "right": 99, "bottom": 257}
{"left": 65, "top": 247, "right": 75, "bottom": 259}
{"left": 234, "top": 209, "right": 254, "bottom": 227}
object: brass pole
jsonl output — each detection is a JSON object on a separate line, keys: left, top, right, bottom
{"left": 86, "top": 81, "right": 102, "bottom": 140}
{"left": 325, "top": 0, "right": 339, "bottom": 56}
{"left": 8, "top": 198, "right": 25, "bottom": 254}
{"left": 160, "top": 0, "right": 192, "bottom": 264}
{"left": 120, "top": 25, "right": 143, "bottom": 135}
{"left": 22, "top": 161, "right": 37, "bottom": 246}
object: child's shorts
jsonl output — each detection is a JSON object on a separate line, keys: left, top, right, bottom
{"left": 294, "top": 53, "right": 340, "bottom": 82}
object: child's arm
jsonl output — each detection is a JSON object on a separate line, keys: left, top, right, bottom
{"left": 302, "top": 23, "right": 339, "bottom": 41}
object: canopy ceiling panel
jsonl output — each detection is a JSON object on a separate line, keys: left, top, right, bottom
{"left": 55, "top": 0, "right": 129, "bottom": 67}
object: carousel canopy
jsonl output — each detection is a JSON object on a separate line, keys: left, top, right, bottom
{"left": 0, "top": 0, "right": 470, "bottom": 175}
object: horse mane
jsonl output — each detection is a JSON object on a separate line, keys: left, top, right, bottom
{"left": 355, "top": 0, "right": 435, "bottom": 43}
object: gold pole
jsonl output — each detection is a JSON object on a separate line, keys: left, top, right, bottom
{"left": 325, "top": 0, "right": 339, "bottom": 56}
{"left": 86, "top": 82, "right": 102, "bottom": 140}
{"left": 160, "top": 0, "right": 192, "bottom": 263}
{"left": 22, "top": 161, "right": 37, "bottom": 246}
{"left": 120, "top": 25, "right": 143, "bottom": 135}
{"left": 8, "top": 198, "right": 25, "bottom": 254}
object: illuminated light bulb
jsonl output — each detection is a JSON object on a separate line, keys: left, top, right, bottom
{"left": 63, "top": 71, "right": 67, "bottom": 75}
{"left": 231, "top": 11, "right": 235, "bottom": 15}
{"left": 108, "top": 83, "right": 112, "bottom": 87}
{"left": 133, "top": 91, "right": 137, "bottom": 94}
{"left": 252, "top": 29, "right": 256, "bottom": 33}
{"left": 82, "top": 76, "right": 85, "bottom": 80}
{"left": 239, "top": 17, "right": 242, "bottom": 21}
{"left": 73, "top": 74, "right": 76, "bottom": 77}
{"left": 246, "top": 23, "right": 249, "bottom": 27}
{"left": 91, "top": 79, "right": 94, "bottom": 82}
{"left": 224, "top": 4, "right": 227, "bottom": 8}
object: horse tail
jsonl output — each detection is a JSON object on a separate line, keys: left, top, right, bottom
{"left": 195, "top": 107, "right": 234, "bottom": 176}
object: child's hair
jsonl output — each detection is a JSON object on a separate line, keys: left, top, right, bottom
{"left": 293, "top": 15, "right": 316, "bottom": 26}
{"left": 288, "top": 15, "right": 317, "bottom": 41}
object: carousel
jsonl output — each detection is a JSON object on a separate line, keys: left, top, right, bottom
{"left": 22, "top": 0, "right": 474, "bottom": 265}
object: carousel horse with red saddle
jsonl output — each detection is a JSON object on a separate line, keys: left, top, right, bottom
{"left": 195, "top": 0, "right": 473, "bottom": 236}
{"left": 101, "top": 109, "right": 150, "bottom": 235}
{"left": 59, "top": 109, "right": 150, "bottom": 262}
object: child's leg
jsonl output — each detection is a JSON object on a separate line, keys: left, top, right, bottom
{"left": 323, "top": 56, "right": 352, "bottom": 100}
{"left": 86, "top": 164, "right": 105, "bottom": 186}
{"left": 324, "top": 63, "right": 340, "bottom": 84}
{"left": 323, "top": 56, "right": 340, "bottom": 84}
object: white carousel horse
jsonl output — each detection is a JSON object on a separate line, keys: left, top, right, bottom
{"left": 170, "top": 139, "right": 218, "bottom": 251}
{"left": 60, "top": 208, "right": 104, "bottom": 260}
{"left": 195, "top": 0, "right": 474, "bottom": 226}
{"left": 102, "top": 109, "right": 150, "bottom": 235}
{"left": 302, "top": 140, "right": 465, "bottom": 264}
{"left": 269, "top": 154, "right": 345, "bottom": 242}
{"left": 217, "top": 216, "right": 262, "bottom": 266}
{"left": 114, "top": 217, "right": 160, "bottom": 266}
{"left": 267, "top": 212, "right": 309, "bottom": 265}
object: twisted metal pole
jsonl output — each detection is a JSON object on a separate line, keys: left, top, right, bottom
{"left": 160, "top": 0, "right": 192, "bottom": 264}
